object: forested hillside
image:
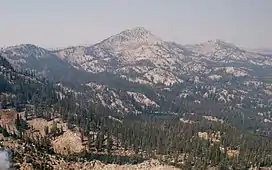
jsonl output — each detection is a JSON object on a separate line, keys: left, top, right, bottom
{"left": 0, "top": 54, "right": 272, "bottom": 169}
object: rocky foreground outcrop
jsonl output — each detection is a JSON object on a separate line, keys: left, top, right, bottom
{"left": 19, "top": 159, "right": 178, "bottom": 170}
{"left": 55, "top": 159, "right": 178, "bottom": 170}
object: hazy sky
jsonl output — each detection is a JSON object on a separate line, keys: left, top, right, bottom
{"left": 1, "top": 0, "right": 271, "bottom": 48}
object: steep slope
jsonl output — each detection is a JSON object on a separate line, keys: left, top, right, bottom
{"left": 0, "top": 44, "right": 51, "bottom": 71}
{"left": 1, "top": 28, "right": 272, "bottom": 137}
{"left": 187, "top": 39, "right": 272, "bottom": 66}
{"left": 0, "top": 54, "right": 61, "bottom": 108}
{"left": 54, "top": 27, "right": 189, "bottom": 86}
{"left": 53, "top": 29, "right": 272, "bottom": 88}
{"left": 0, "top": 45, "right": 95, "bottom": 84}
{"left": 1, "top": 44, "right": 48, "bottom": 67}
{"left": 185, "top": 39, "right": 272, "bottom": 83}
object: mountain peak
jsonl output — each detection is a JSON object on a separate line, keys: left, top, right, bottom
{"left": 206, "top": 39, "right": 238, "bottom": 49}
{"left": 1, "top": 44, "right": 49, "bottom": 59}
{"left": 3, "top": 44, "right": 45, "bottom": 51}
{"left": 208, "top": 39, "right": 222, "bottom": 43}
{"left": 121, "top": 27, "right": 153, "bottom": 37}
{"left": 114, "top": 27, "right": 159, "bottom": 42}
{"left": 97, "top": 27, "right": 162, "bottom": 50}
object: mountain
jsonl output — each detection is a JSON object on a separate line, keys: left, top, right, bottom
{"left": 0, "top": 44, "right": 97, "bottom": 85}
{"left": 54, "top": 27, "right": 188, "bottom": 86}
{"left": 53, "top": 29, "right": 272, "bottom": 87}
{"left": 187, "top": 39, "right": 271, "bottom": 63}
{"left": 1, "top": 28, "right": 272, "bottom": 169}
{"left": 1, "top": 27, "right": 272, "bottom": 136}
{"left": 2, "top": 28, "right": 271, "bottom": 87}
{"left": 1, "top": 44, "right": 50, "bottom": 70}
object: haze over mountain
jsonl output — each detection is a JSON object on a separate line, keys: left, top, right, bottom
{"left": 1, "top": 27, "right": 272, "bottom": 135}
{"left": 1, "top": 1, "right": 272, "bottom": 169}
{"left": 1, "top": 0, "right": 272, "bottom": 48}
{"left": 0, "top": 26, "right": 272, "bottom": 169}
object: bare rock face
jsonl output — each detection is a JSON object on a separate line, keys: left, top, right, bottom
{"left": 18, "top": 162, "right": 33, "bottom": 170}
{"left": 0, "top": 109, "right": 19, "bottom": 135}
{"left": 91, "top": 159, "right": 178, "bottom": 170}
{"left": 51, "top": 159, "right": 179, "bottom": 170}
{"left": 52, "top": 130, "right": 84, "bottom": 155}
